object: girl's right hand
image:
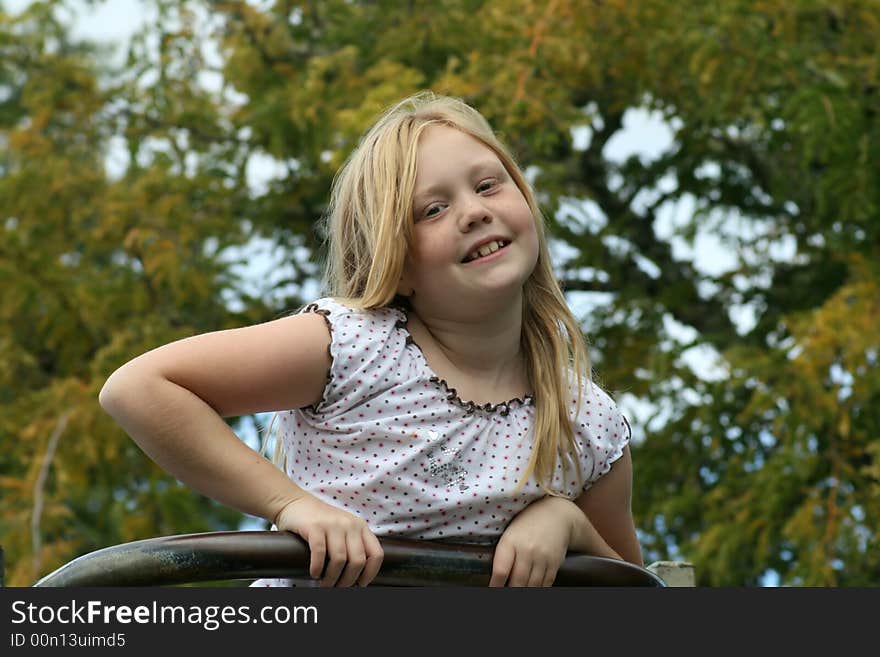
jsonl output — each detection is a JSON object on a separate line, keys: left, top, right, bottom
{"left": 273, "top": 495, "right": 384, "bottom": 587}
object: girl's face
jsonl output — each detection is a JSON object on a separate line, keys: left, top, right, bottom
{"left": 400, "top": 125, "right": 539, "bottom": 319}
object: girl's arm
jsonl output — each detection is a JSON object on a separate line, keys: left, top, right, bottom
{"left": 572, "top": 446, "right": 643, "bottom": 566}
{"left": 490, "top": 446, "right": 641, "bottom": 586}
{"left": 99, "top": 312, "right": 383, "bottom": 586}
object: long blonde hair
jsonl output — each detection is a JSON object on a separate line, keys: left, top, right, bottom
{"left": 316, "top": 91, "right": 591, "bottom": 493}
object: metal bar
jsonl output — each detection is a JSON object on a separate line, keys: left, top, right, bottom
{"left": 33, "top": 531, "right": 665, "bottom": 587}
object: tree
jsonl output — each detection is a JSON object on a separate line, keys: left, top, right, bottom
{"left": 2, "top": 0, "right": 877, "bottom": 586}
{"left": 0, "top": 1, "right": 245, "bottom": 586}
{"left": 606, "top": 0, "right": 880, "bottom": 585}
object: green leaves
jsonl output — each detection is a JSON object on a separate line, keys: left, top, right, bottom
{"left": 2, "top": 0, "right": 877, "bottom": 586}
{"left": 0, "top": 0, "right": 244, "bottom": 586}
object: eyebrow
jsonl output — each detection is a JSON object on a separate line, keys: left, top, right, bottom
{"left": 412, "top": 159, "right": 506, "bottom": 206}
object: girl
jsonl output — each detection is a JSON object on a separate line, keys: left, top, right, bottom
{"left": 99, "top": 92, "right": 642, "bottom": 587}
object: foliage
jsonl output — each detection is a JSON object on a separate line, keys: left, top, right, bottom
{"left": 0, "top": 0, "right": 247, "bottom": 586}
{"left": 1, "top": 0, "right": 877, "bottom": 586}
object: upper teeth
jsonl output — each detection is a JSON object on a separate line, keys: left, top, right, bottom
{"left": 466, "top": 240, "right": 506, "bottom": 262}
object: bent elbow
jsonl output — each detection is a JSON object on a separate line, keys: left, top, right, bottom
{"left": 98, "top": 366, "right": 140, "bottom": 417}
{"left": 98, "top": 371, "right": 123, "bottom": 415}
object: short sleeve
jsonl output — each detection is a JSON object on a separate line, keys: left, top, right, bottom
{"left": 574, "top": 381, "right": 632, "bottom": 491}
{"left": 299, "top": 298, "right": 405, "bottom": 417}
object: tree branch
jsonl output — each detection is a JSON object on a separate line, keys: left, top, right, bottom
{"left": 31, "top": 410, "right": 73, "bottom": 580}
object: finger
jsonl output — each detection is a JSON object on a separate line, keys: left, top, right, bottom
{"left": 336, "top": 531, "right": 367, "bottom": 587}
{"left": 321, "top": 530, "right": 347, "bottom": 587}
{"left": 357, "top": 529, "right": 384, "bottom": 586}
{"left": 527, "top": 563, "right": 546, "bottom": 588}
{"left": 307, "top": 532, "right": 327, "bottom": 580}
{"left": 490, "top": 545, "right": 514, "bottom": 587}
{"left": 508, "top": 554, "right": 531, "bottom": 588}
{"left": 543, "top": 565, "right": 559, "bottom": 587}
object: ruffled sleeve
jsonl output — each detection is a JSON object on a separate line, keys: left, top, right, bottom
{"left": 573, "top": 381, "right": 632, "bottom": 491}
{"left": 298, "top": 298, "right": 406, "bottom": 418}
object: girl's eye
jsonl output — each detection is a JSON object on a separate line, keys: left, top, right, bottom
{"left": 476, "top": 179, "right": 497, "bottom": 193}
{"left": 421, "top": 203, "right": 444, "bottom": 220}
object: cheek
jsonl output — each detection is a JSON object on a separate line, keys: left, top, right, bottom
{"left": 522, "top": 219, "right": 541, "bottom": 267}
{"left": 412, "top": 233, "right": 451, "bottom": 266}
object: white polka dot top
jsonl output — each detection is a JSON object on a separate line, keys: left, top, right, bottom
{"left": 252, "top": 297, "right": 631, "bottom": 586}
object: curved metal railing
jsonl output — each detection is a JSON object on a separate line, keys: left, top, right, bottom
{"left": 33, "top": 531, "right": 665, "bottom": 587}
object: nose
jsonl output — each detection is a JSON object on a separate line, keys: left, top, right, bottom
{"left": 457, "top": 194, "right": 492, "bottom": 232}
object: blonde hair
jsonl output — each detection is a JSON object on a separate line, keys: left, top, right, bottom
{"left": 312, "top": 91, "right": 592, "bottom": 493}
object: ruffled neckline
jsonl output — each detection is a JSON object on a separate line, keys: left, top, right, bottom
{"left": 391, "top": 304, "right": 534, "bottom": 416}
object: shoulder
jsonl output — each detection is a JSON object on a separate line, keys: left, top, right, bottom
{"left": 570, "top": 378, "right": 628, "bottom": 426}
{"left": 299, "top": 298, "right": 410, "bottom": 414}
{"left": 571, "top": 378, "right": 632, "bottom": 484}
{"left": 300, "top": 297, "right": 404, "bottom": 330}
{"left": 299, "top": 297, "right": 406, "bottom": 353}
{"left": 573, "top": 379, "right": 630, "bottom": 434}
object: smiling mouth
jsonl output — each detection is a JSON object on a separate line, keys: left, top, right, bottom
{"left": 462, "top": 239, "right": 510, "bottom": 263}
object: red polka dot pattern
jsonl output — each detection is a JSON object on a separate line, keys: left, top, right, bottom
{"left": 253, "top": 298, "right": 631, "bottom": 587}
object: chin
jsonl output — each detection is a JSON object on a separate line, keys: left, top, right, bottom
{"left": 441, "top": 285, "right": 525, "bottom": 316}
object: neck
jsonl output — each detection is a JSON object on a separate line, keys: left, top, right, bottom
{"left": 408, "top": 295, "right": 526, "bottom": 387}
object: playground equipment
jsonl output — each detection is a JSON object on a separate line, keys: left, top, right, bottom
{"left": 29, "top": 531, "right": 691, "bottom": 587}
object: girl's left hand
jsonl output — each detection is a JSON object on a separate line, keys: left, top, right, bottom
{"left": 490, "top": 495, "right": 577, "bottom": 587}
